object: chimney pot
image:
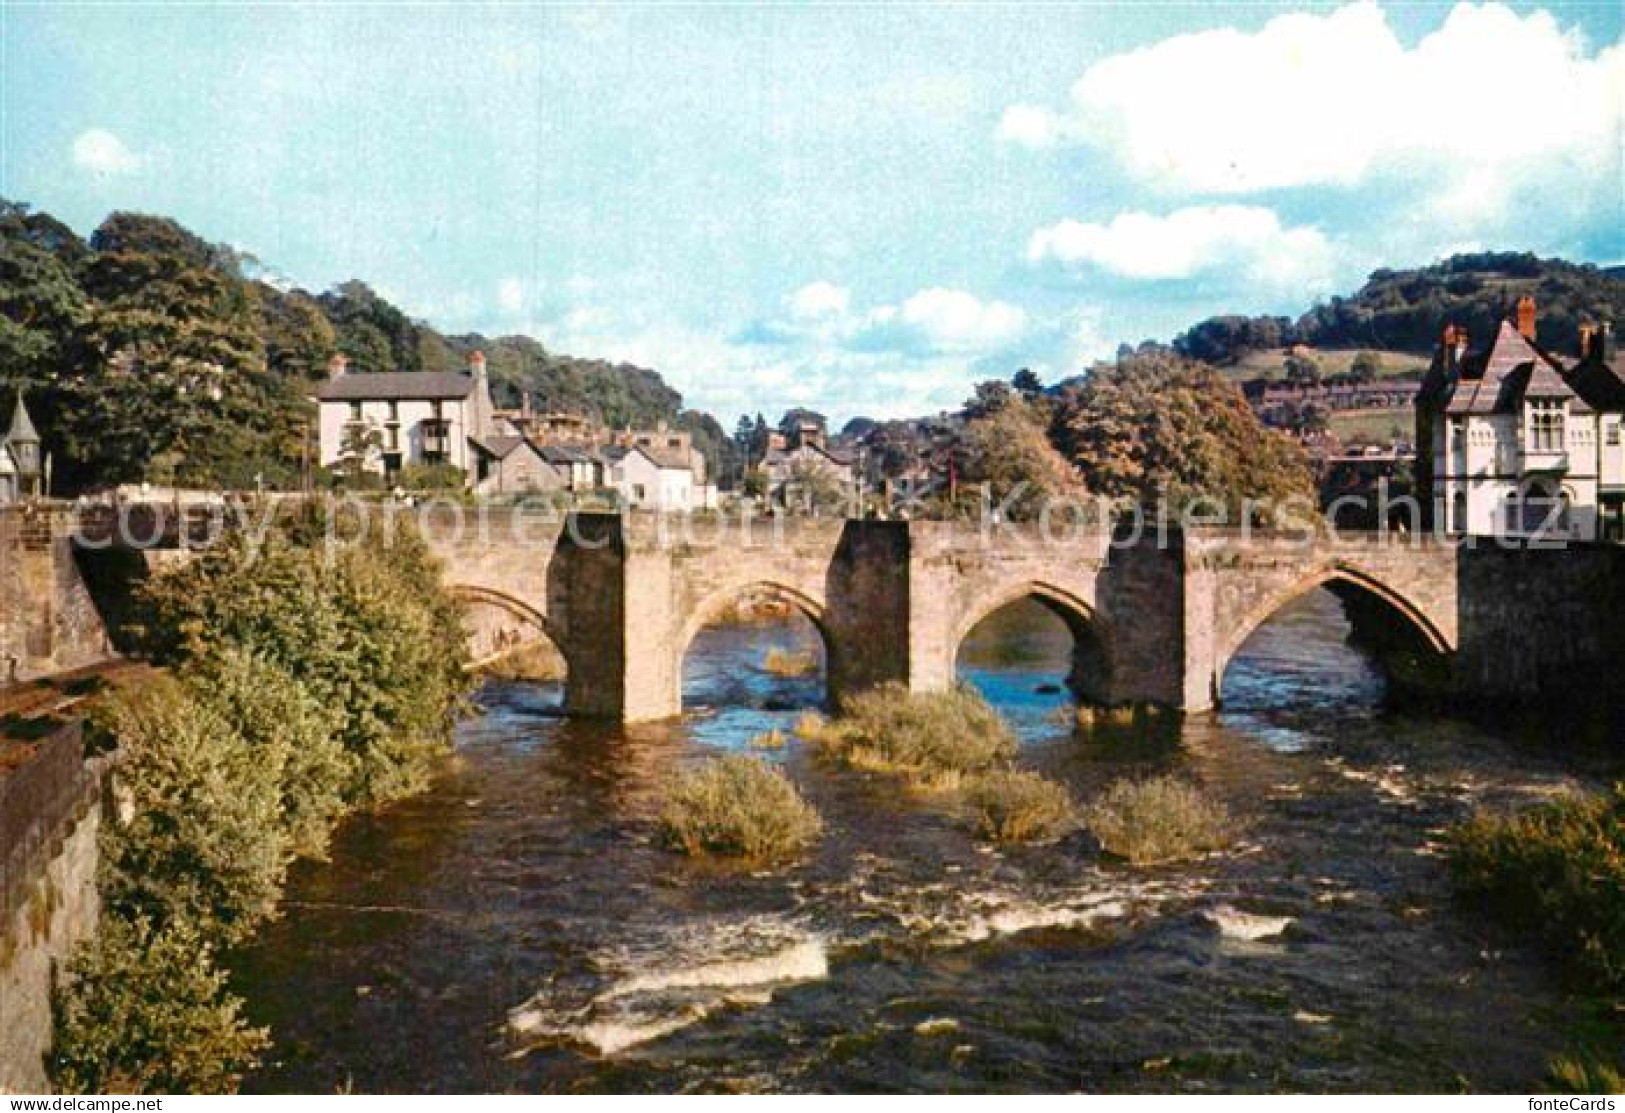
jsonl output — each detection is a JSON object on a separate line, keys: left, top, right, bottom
{"left": 1580, "top": 321, "right": 1597, "bottom": 359}
{"left": 1515, "top": 296, "right": 1537, "bottom": 341}
{"left": 328, "top": 353, "right": 349, "bottom": 377}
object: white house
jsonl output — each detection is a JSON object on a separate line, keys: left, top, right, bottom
{"left": 1417, "top": 299, "right": 1625, "bottom": 541}
{"left": 316, "top": 351, "right": 498, "bottom": 482}
{"left": 602, "top": 444, "right": 697, "bottom": 510}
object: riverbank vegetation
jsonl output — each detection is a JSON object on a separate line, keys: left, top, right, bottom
{"left": 1085, "top": 776, "right": 1235, "bottom": 865}
{"left": 658, "top": 754, "right": 822, "bottom": 860}
{"left": 49, "top": 511, "right": 472, "bottom": 1093}
{"left": 1448, "top": 784, "right": 1624, "bottom": 990}
{"left": 1448, "top": 784, "right": 1625, "bottom": 1093}
{"left": 762, "top": 647, "right": 819, "bottom": 677}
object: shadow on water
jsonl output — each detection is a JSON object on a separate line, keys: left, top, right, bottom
{"left": 236, "top": 594, "right": 1614, "bottom": 1094}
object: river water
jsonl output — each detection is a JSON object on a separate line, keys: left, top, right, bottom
{"left": 237, "top": 591, "right": 1604, "bottom": 1093}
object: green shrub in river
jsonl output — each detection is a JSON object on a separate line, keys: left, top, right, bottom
{"left": 49, "top": 916, "right": 269, "bottom": 1095}
{"left": 797, "top": 683, "right": 1016, "bottom": 787}
{"left": 1447, "top": 783, "right": 1625, "bottom": 990}
{"left": 1085, "top": 776, "right": 1235, "bottom": 865}
{"left": 963, "top": 770, "right": 1076, "bottom": 843}
{"left": 658, "top": 753, "right": 822, "bottom": 860}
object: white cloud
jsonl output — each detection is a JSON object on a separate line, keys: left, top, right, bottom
{"left": 1008, "top": 2, "right": 1622, "bottom": 240}
{"left": 71, "top": 128, "right": 140, "bottom": 176}
{"left": 997, "top": 104, "right": 1064, "bottom": 149}
{"left": 861, "top": 287, "right": 1028, "bottom": 354}
{"left": 1028, "top": 205, "right": 1336, "bottom": 292}
{"left": 786, "top": 280, "right": 851, "bottom": 321}
{"left": 496, "top": 276, "right": 525, "bottom": 316}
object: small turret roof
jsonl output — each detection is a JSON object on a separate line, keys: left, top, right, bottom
{"left": 5, "top": 395, "right": 39, "bottom": 444}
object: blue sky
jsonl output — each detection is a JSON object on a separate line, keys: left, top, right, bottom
{"left": 3, "top": 1, "right": 1621, "bottom": 423}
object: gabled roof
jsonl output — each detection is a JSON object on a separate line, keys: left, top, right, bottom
{"left": 0, "top": 444, "right": 16, "bottom": 476}
{"left": 469, "top": 434, "right": 527, "bottom": 460}
{"left": 316, "top": 371, "right": 477, "bottom": 402}
{"left": 1442, "top": 321, "right": 1586, "bottom": 416}
{"left": 1567, "top": 351, "right": 1625, "bottom": 413}
{"left": 612, "top": 444, "right": 693, "bottom": 472}
{"left": 763, "top": 440, "right": 855, "bottom": 467}
{"left": 5, "top": 395, "right": 39, "bottom": 444}
{"left": 538, "top": 445, "right": 592, "bottom": 465}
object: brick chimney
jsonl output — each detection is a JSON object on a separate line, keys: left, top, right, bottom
{"left": 1442, "top": 324, "right": 1467, "bottom": 373}
{"left": 1515, "top": 295, "right": 1537, "bottom": 341}
{"left": 328, "top": 353, "right": 348, "bottom": 378}
{"left": 1580, "top": 321, "right": 1597, "bottom": 359}
{"left": 467, "top": 350, "right": 487, "bottom": 379}
{"left": 1601, "top": 321, "right": 1617, "bottom": 362}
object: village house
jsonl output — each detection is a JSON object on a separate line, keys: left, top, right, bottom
{"left": 1417, "top": 298, "right": 1625, "bottom": 540}
{"left": 0, "top": 395, "right": 42, "bottom": 505}
{"left": 316, "top": 350, "right": 498, "bottom": 482}
{"left": 760, "top": 414, "right": 857, "bottom": 500}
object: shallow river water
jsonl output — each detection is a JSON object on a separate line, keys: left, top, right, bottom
{"left": 237, "top": 591, "right": 1604, "bottom": 1093}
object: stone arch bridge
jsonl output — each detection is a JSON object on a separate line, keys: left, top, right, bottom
{"left": 411, "top": 511, "right": 1621, "bottom": 721}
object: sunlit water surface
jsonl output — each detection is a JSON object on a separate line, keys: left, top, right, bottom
{"left": 236, "top": 591, "right": 1601, "bottom": 1093}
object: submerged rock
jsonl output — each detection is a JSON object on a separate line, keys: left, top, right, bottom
{"left": 1202, "top": 905, "right": 1294, "bottom": 941}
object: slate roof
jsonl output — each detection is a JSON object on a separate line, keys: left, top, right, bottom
{"left": 316, "top": 371, "right": 477, "bottom": 402}
{"left": 5, "top": 395, "right": 39, "bottom": 444}
{"left": 1567, "top": 350, "right": 1625, "bottom": 412}
{"left": 469, "top": 435, "right": 527, "bottom": 460}
{"left": 1441, "top": 321, "right": 1587, "bottom": 416}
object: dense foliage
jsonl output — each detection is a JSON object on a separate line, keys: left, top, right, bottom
{"left": 51, "top": 513, "right": 472, "bottom": 1092}
{"left": 1448, "top": 784, "right": 1625, "bottom": 990}
{"left": 0, "top": 200, "right": 723, "bottom": 491}
{"left": 1176, "top": 252, "right": 1625, "bottom": 364}
{"left": 50, "top": 916, "right": 269, "bottom": 1095}
{"left": 1051, "top": 352, "right": 1317, "bottom": 524}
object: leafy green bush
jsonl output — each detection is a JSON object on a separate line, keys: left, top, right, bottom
{"left": 963, "top": 770, "right": 1075, "bottom": 843}
{"left": 1085, "top": 776, "right": 1235, "bottom": 865}
{"left": 1448, "top": 784, "right": 1625, "bottom": 989}
{"left": 801, "top": 683, "right": 1016, "bottom": 786}
{"left": 658, "top": 754, "right": 822, "bottom": 860}
{"left": 96, "top": 677, "right": 289, "bottom": 946}
{"left": 50, "top": 916, "right": 269, "bottom": 1095}
{"left": 396, "top": 462, "right": 466, "bottom": 491}
{"left": 136, "top": 515, "right": 471, "bottom": 807}
{"left": 187, "top": 647, "right": 350, "bottom": 860}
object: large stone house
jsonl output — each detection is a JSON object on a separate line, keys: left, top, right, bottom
{"left": 1417, "top": 298, "right": 1625, "bottom": 540}
{"left": 316, "top": 351, "right": 498, "bottom": 482}
{"left": 0, "top": 395, "right": 42, "bottom": 505}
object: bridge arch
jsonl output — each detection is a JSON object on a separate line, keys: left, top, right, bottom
{"left": 951, "top": 580, "right": 1112, "bottom": 704}
{"left": 447, "top": 584, "right": 569, "bottom": 677}
{"left": 1213, "top": 562, "right": 1452, "bottom": 704}
{"left": 675, "top": 579, "right": 835, "bottom": 708}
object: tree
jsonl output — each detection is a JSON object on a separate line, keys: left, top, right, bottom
{"left": 958, "top": 396, "right": 1083, "bottom": 520}
{"left": 1350, "top": 350, "right": 1383, "bottom": 383}
{"left": 1284, "top": 350, "right": 1322, "bottom": 386}
{"left": 964, "top": 379, "right": 1014, "bottom": 419}
{"left": 1052, "top": 351, "right": 1316, "bottom": 525}
{"left": 1011, "top": 368, "right": 1044, "bottom": 397}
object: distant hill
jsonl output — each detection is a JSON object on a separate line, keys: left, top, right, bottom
{"left": 0, "top": 202, "right": 731, "bottom": 489}
{"left": 1176, "top": 252, "right": 1625, "bottom": 365}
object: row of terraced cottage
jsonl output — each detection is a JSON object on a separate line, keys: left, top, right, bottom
{"left": 315, "top": 350, "right": 728, "bottom": 509}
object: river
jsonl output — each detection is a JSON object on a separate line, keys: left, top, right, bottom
{"left": 236, "top": 590, "right": 1604, "bottom": 1093}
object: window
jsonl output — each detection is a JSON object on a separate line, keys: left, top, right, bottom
{"left": 387, "top": 401, "right": 399, "bottom": 423}
{"left": 349, "top": 401, "right": 362, "bottom": 421}
{"left": 633, "top": 484, "right": 646, "bottom": 501}
{"left": 1608, "top": 422, "right": 1621, "bottom": 447}
{"left": 1451, "top": 490, "right": 1467, "bottom": 534}
{"left": 668, "top": 437, "right": 681, "bottom": 448}
{"left": 1529, "top": 399, "right": 1566, "bottom": 452}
